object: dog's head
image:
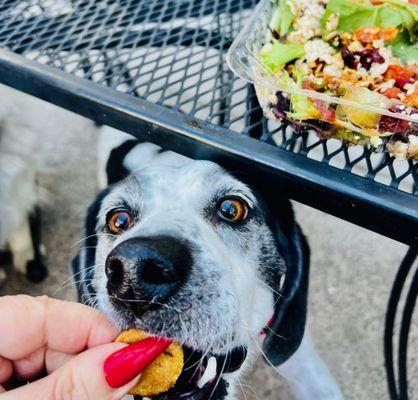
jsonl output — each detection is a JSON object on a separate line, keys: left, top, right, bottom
{"left": 73, "top": 142, "right": 309, "bottom": 400}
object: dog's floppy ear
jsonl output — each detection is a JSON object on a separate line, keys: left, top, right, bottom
{"left": 260, "top": 195, "right": 310, "bottom": 366}
{"left": 71, "top": 187, "right": 110, "bottom": 303}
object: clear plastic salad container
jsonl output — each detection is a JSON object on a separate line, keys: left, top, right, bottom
{"left": 226, "top": 0, "right": 418, "bottom": 160}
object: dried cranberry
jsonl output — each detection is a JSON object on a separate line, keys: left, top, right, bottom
{"left": 358, "top": 49, "right": 385, "bottom": 70}
{"left": 342, "top": 47, "right": 359, "bottom": 69}
{"left": 342, "top": 47, "right": 385, "bottom": 70}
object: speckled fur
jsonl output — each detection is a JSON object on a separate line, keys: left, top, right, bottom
{"left": 73, "top": 127, "right": 342, "bottom": 400}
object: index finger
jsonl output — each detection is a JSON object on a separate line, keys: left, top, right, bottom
{"left": 0, "top": 295, "right": 119, "bottom": 360}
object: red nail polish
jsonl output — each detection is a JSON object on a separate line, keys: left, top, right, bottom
{"left": 104, "top": 336, "right": 172, "bottom": 388}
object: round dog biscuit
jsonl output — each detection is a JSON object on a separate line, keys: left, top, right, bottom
{"left": 115, "top": 329, "right": 184, "bottom": 397}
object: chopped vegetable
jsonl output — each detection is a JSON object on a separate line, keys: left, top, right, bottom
{"left": 379, "top": 114, "right": 410, "bottom": 132}
{"left": 286, "top": 71, "right": 321, "bottom": 120}
{"left": 380, "top": 86, "right": 403, "bottom": 98}
{"left": 340, "top": 87, "right": 390, "bottom": 128}
{"left": 255, "top": 0, "right": 418, "bottom": 159}
{"left": 333, "top": 129, "right": 371, "bottom": 145}
{"left": 261, "top": 42, "right": 305, "bottom": 72}
{"left": 390, "top": 29, "right": 418, "bottom": 63}
{"left": 321, "top": 0, "right": 416, "bottom": 36}
{"left": 277, "top": 0, "right": 294, "bottom": 37}
{"left": 354, "top": 26, "right": 398, "bottom": 43}
{"left": 384, "top": 64, "right": 415, "bottom": 87}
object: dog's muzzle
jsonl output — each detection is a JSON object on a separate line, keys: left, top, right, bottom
{"left": 105, "top": 235, "right": 192, "bottom": 314}
{"left": 139, "top": 345, "right": 248, "bottom": 400}
{"left": 105, "top": 235, "right": 249, "bottom": 399}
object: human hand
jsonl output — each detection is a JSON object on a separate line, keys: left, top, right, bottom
{"left": 0, "top": 295, "right": 139, "bottom": 400}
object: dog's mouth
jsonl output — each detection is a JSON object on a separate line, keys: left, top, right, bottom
{"left": 135, "top": 345, "right": 247, "bottom": 400}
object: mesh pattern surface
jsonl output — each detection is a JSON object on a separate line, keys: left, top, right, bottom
{"left": 0, "top": 0, "right": 416, "bottom": 195}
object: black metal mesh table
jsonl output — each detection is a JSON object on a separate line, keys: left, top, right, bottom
{"left": 0, "top": 1, "right": 416, "bottom": 399}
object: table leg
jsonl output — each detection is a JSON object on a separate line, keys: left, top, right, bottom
{"left": 384, "top": 246, "right": 418, "bottom": 400}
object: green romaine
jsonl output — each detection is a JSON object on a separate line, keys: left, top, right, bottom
{"left": 321, "top": 0, "right": 417, "bottom": 36}
{"left": 277, "top": 0, "right": 294, "bottom": 37}
{"left": 261, "top": 41, "right": 305, "bottom": 72}
{"left": 380, "top": 0, "right": 418, "bottom": 21}
{"left": 286, "top": 94, "right": 321, "bottom": 120}
{"left": 390, "top": 28, "right": 418, "bottom": 62}
{"left": 285, "top": 71, "right": 321, "bottom": 120}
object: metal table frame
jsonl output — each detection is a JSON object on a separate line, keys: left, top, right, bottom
{"left": 0, "top": 0, "right": 416, "bottom": 398}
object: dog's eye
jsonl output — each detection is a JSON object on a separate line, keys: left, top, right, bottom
{"left": 107, "top": 209, "right": 133, "bottom": 234}
{"left": 217, "top": 197, "right": 248, "bottom": 223}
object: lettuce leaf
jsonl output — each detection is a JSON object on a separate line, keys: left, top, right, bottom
{"left": 286, "top": 94, "right": 321, "bottom": 120}
{"left": 333, "top": 129, "right": 370, "bottom": 145}
{"left": 380, "top": 0, "right": 418, "bottom": 21}
{"left": 277, "top": 0, "right": 294, "bottom": 37}
{"left": 285, "top": 71, "right": 321, "bottom": 120}
{"left": 390, "top": 28, "right": 418, "bottom": 62}
{"left": 261, "top": 42, "right": 305, "bottom": 72}
{"left": 321, "top": 0, "right": 417, "bottom": 37}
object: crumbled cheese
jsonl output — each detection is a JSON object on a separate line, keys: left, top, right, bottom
{"left": 387, "top": 141, "right": 408, "bottom": 160}
{"left": 356, "top": 67, "right": 368, "bottom": 78}
{"left": 370, "top": 136, "right": 383, "bottom": 147}
{"left": 325, "top": 13, "right": 339, "bottom": 32}
{"left": 295, "top": 58, "right": 310, "bottom": 76}
{"left": 303, "top": 39, "right": 337, "bottom": 64}
{"left": 372, "top": 39, "right": 384, "bottom": 49}
{"left": 369, "top": 61, "right": 389, "bottom": 77}
{"left": 377, "top": 79, "right": 395, "bottom": 91}
{"left": 348, "top": 40, "right": 364, "bottom": 52}
{"left": 287, "top": 0, "right": 326, "bottom": 43}
{"left": 255, "top": 84, "right": 278, "bottom": 106}
{"left": 408, "top": 135, "right": 418, "bottom": 158}
{"left": 404, "top": 83, "right": 417, "bottom": 96}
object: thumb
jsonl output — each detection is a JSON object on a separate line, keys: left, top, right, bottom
{"left": 2, "top": 343, "right": 139, "bottom": 400}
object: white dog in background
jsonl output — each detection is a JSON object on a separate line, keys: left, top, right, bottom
{"left": 0, "top": 84, "right": 47, "bottom": 285}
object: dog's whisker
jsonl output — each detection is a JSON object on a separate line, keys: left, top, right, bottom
{"left": 256, "top": 278, "right": 288, "bottom": 302}
{"left": 248, "top": 332, "right": 300, "bottom": 385}
{"left": 262, "top": 324, "right": 287, "bottom": 341}
{"left": 55, "top": 264, "right": 96, "bottom": 287}
{"left": 208, "top": 329, "right": 230, "bottom": 400}
{"left": 52, "top": 264, "right": 100, "bottom": 295}
{"left": 106, "top": 294, "right": 184, "bottom": 314}
{"left": 237, "top": 376, "right": 250, "bottom": 400}
{"left": 239, "top": 380, "right": 261, "bottom": 400}
{"left": 70, "top": 232, "right": 115, "bottom": 248}
{"left": 52, "top": 278, "right": 95, "bottom": 296}
{"left": 82, "top": 293, "right": 99, "bottom": 308}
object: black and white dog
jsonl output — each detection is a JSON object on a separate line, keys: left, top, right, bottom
{"left": 72, "top": 127, "right": 342, "bottom": 400}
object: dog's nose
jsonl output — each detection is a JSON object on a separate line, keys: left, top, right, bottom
{"left": 105, "top": 236, "right": 192, "bottom": 310}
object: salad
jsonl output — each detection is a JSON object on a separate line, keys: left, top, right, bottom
{"left": 258, "top": 0, "right": 418, "bottom": 159}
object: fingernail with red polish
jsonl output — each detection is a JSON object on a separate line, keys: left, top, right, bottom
{"left": 104, "top": 337, "right": 172, "bottom": 388}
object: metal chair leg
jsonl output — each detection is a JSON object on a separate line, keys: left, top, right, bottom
{"left": 384, "top": 246, "right": 418, "bottom": 400}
